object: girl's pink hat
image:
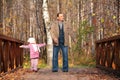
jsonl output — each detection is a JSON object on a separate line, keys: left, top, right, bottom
{"left": 27, "top": 37, "right": 36, "bottom": 43}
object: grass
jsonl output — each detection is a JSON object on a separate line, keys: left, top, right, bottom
{"left": 22, "top": 54, "right": 48, "bottom": 69}
{"left": 22, "top": 53, "right": 96, "bottom": 69}
{"left": 73, "top": 53, "right": 96, "bottom": 68}
{"left": 23, "top": 59, "right": 48, "bottom": 69}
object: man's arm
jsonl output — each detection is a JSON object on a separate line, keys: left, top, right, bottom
{"left": 49, "top": 22, "right": 59, "bottom": 44}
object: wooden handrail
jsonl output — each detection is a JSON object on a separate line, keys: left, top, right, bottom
{"left": 95, "top": 35, "right": 120, "bottom": 76}
{"left": 0, "top": 34, "right": 24, "bottom": 73}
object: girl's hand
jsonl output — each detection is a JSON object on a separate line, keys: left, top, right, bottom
{"left": 19, "top": 45, "right": 23, "bottom": 48}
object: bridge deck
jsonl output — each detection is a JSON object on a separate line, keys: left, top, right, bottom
{"left": 0, "top": 68, "right": 119, "bottom": 80}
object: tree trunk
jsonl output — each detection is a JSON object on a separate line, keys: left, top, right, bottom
{"left": 42, "top": 0, "right": 53, "bottom": 66}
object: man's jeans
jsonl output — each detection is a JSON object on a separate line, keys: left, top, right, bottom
{"left": 52, "top": 45, "right": 68, "bottom": 71}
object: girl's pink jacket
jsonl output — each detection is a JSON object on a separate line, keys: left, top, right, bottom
{"left": 20, "top": 43, "right": 46, "bottom": 59}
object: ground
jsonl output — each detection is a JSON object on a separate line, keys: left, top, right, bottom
{"left": 0, "top": 67, "right": 119, "bottom": 80}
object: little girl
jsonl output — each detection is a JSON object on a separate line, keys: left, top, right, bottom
{"left": 20, "top": 37, "right": 46, "bottom": 72}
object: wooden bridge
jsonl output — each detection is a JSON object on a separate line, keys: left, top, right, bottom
{"left": 0, "top": 34, "right": 23, "bottom": 73}
{"left": 0, "top": 34, "right": 120, "bottom": 79}
{"left": 96, "top": 35, "right": 120, "bottom": 76}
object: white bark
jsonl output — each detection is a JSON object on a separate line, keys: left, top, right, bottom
{"left": 90, "top": 0, "right": 94, "bottom": 54}
{"left": 42, "top": 0, "right": 53, "bottom": 66}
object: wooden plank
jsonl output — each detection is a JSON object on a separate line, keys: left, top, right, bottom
{"left": 96, "top": 35, "right": 120, "bottom": 43}
{"left": 3, "top": 41, "right": 8, "bottom": 72}
{"left": 96, "top": 35, "right": 120, "bottom": 76}
{"left": 0, "top": 34, "right": 23, "bottom": 43}
{"left": 96, "top": 65, "right": 120, "bottom": 77}
{"left": 0, "top": 39, "right": 2, "bottom": 72}
{"left": 19, "top": 43, "right": 23, "bottom": 66}
{"left": 16, "top": 44, "right": 20, "bottom": 67}
{"left": 0, "top": 35, "right": 24, "bottom": 73}
{"left": 114, "top": 40, "right": 120, "bottom": 70}
{"left": 14, "top": 43, "right": 17, "bottom": 68}
{"left": 0, "top": 41, "right": 4, "bottom": 72}
{"left": 9, "top": 42, "right": 14, "bottom": 69}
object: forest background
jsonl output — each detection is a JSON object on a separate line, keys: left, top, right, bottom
{"left": 0, "top": 0, "right": 119, "bottom": 68}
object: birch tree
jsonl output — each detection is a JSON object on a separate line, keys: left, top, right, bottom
{"left": 42, "top": 0, "right": 53, "bottom": 66}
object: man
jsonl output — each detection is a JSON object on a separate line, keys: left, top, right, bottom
{"left": 50, "top": 13, "right": 75, "bottom": 72}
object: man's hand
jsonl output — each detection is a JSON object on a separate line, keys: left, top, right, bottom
{"left": 53, "top": 38, "right": 58, "bottom": 44}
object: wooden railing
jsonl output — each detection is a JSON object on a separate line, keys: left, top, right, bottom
{"left": 0, "top": 34, "right": 24, "bottom": 73}
{"left": 96, "top": 35, "right": 120, "bottom": 76}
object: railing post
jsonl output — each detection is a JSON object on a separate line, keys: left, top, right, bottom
{"left": 96, "top": 35, "right": 120, "bottom": 76}
{"left": 0, "top": 34, "right": 24, "bottom": 73}
{"left": 0, "top": 39, "right": 2, "bottom": 73}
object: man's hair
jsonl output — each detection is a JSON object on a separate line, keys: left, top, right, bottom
{"left": 57, "top": 12, "right": 62, "bottom": 17}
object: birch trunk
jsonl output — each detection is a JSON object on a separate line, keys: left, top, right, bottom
{"left": 42, "top": 0, "right": 53, "bottom": 66}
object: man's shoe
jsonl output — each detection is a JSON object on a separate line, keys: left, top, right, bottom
{"left": 52, "top": 70, "right": 58, "bottom": 72}
{"left": 63, "top": 70, "right": 68, "bottom": 72}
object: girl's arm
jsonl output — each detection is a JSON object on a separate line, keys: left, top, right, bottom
{"left": 19, "top": 45, "right": 29, "bottom": 48}
{"left": 37, "top": 43, "right": 46, "bottom": 47}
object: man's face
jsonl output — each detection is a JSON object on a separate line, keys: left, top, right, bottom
{"left": 57, "top": 14, "right": 64, "bottom": 22}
